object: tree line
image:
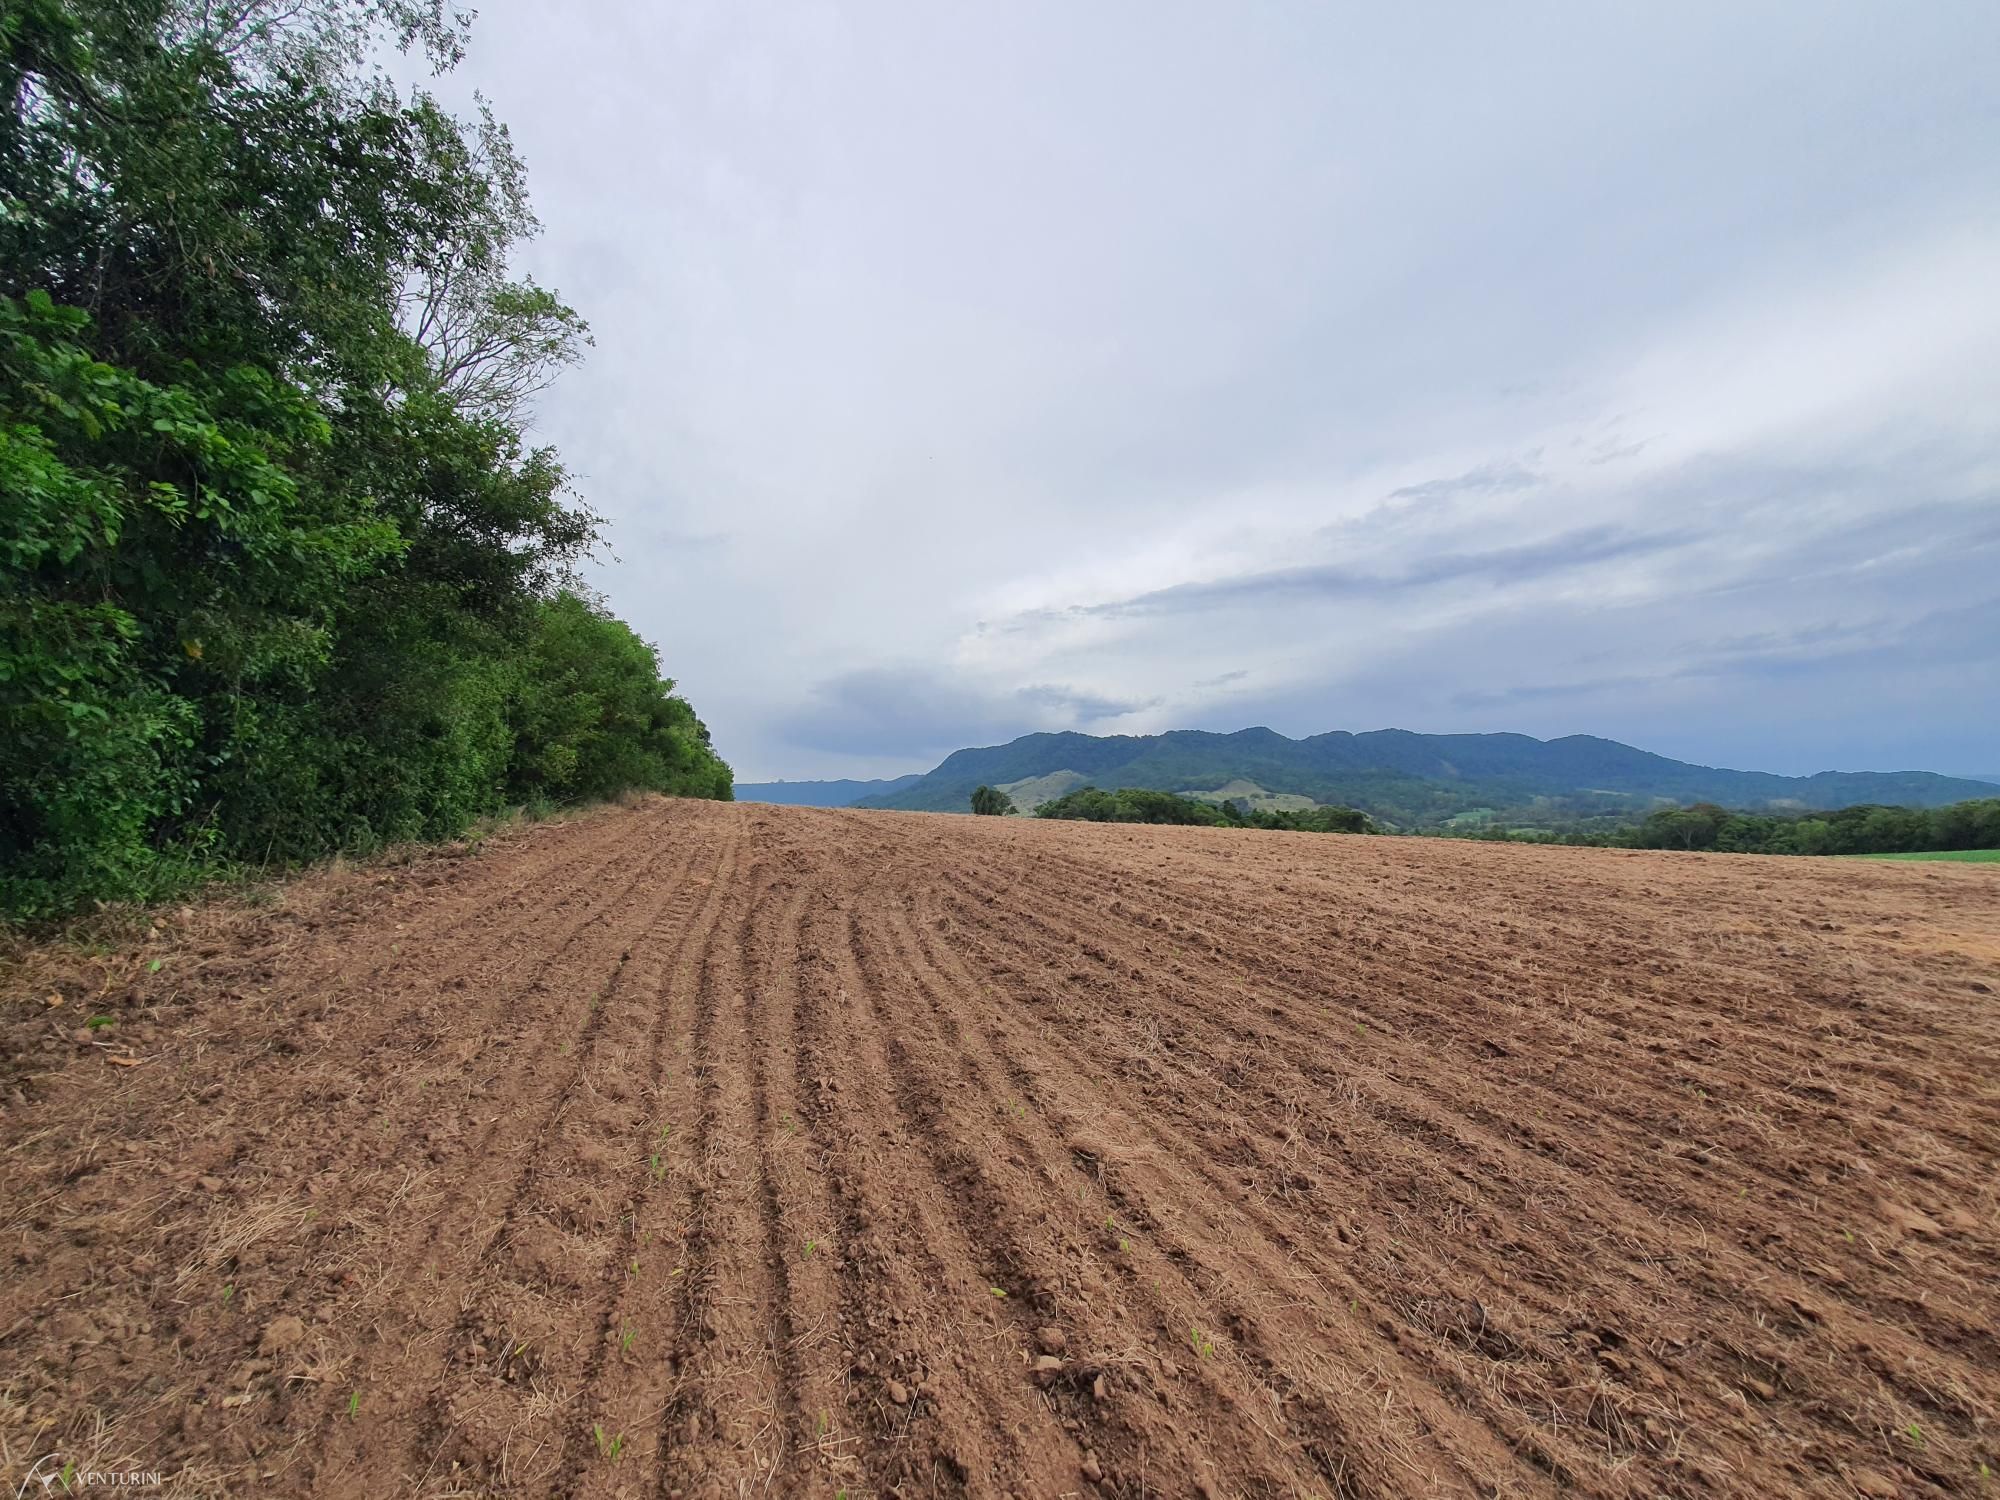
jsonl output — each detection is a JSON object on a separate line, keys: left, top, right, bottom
{"left": 974, "top": 785, "right": 1377, "bottom": 833}
{"left": 979, "top": 780, "right": 1997, "bottom": 857}
{"left": 1448, "top": 799, "right": 2000, "bottom": 855}
{"left": 1, "top": 0, "right": 730, "bottom": 918}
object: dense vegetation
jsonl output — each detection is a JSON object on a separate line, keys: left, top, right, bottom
{"left": 1, "top": 0, "right": 729, "bottom": 917}
{"left": 858, "top": 727, "right": 1996, "bottom": 822}
{"left": 1224, "top": 801, "right": 1377, "bottom": 834}
{"left": 1449, "top": 798, "right": 2000, "bottom": 856}
{"left": 969, "top": 785, "right": 1016, "bottom": 816}
{"left": 1034, "top": 786, "right": 1376, "bottom": 834}
{"left": 1036, "top": 787, "right": 1223, "bottom": 825}
{"left": 1028, "top": 782, "right": 1991, "bottom": 857}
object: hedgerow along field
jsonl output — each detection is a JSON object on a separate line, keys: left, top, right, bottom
{"left": 3, "top": 798, "right": 1996, "bottom": 1497}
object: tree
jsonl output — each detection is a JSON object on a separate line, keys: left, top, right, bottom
{"left": 1, "top": 290, "right": 399, "bottom": 907}
{"left": 1637, "top": 802, "right": 1728, "bottom": 851}
{"left": 505, "top": 594, "right": 730, "bottom": 806}
{"left": 0, "top": 0, "right": 728, "bottom": 916}
{"left": 970, "top": 785, "right": 1016, "bottom": 816}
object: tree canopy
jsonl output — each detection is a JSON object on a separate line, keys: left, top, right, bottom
{"left": 1619, "top": 799, "right": 2000, "bottom": 856}
{"left": 1446, "top": 797, "right": 2000, "bottom": 856}
{"left": 969, "top": 785, "right": 1016, "bottom": 816}
{"left": 1, "top": 0, "right": 729, "bottom": 917}
{"left": 1033, "top": 786, "right": 1376, "bottom": 834}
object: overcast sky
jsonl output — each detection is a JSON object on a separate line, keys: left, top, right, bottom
{"left": 430, "top": 2, "right": 2000, "bottom": 781}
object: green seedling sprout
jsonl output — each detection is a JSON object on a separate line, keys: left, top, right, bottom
{"left": 346, "top": 1392, "right": 360, "bottom": 1418}
{"left": 1189, "top": 1324, "right": 1214, "bottom": 1359}
{"left": 621, "top": 1327, "right": 637, "bottom": 1354}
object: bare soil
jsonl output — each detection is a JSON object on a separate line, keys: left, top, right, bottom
{"left": 3, "top": 798, "right": 1996, "bottom": 1497}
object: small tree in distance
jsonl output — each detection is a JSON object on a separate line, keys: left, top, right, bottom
{"left": 970, "top": 785, "right": 1017, "bottom": 816}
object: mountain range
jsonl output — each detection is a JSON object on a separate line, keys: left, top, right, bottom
{"left": 730, "top": 774, "right": 923, "bottom": 807}
{"left": 738, "top": 728, "right": 1996, "bottom": 829}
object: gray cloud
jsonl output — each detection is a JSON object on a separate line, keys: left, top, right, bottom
{"left": 1063, "top": 525, "right": 1694, "bottom": 621}
{"left": 425, "top": 2, "right": 2000, "bottom": 779}
{"left": 1446, "top": 591, "right": 2000, "bottom": 773}
{"left": 776, "top": 667, "right": 1152, "bottom": 763}
{"left": 1587, "top": 439, "right": 1650, "bottom": 466}
{"left": 1018, "top": 683, "right": 1161, "bottom": 720}
{"left": 1386, "top": 460, "right": 1542, "bottom": 504}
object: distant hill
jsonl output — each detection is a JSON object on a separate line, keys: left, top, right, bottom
{"left": 992, "top": 769, "right": 1089, "bottom": 812}
{"left": 854, "top": 728, "right": 1997, "bottom": 827}
{"left": 734, "top": 774, "right": 922, "bottom": 807}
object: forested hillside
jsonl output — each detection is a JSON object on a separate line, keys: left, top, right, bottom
{"left": 860, "top": 727, "right": 1996, "bottom": 824}
{"left": 1, "top": 0, "right": 730, "bottom": 917}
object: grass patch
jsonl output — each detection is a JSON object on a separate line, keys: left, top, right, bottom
{"left": 1849, "top": 849, "right": 2000, "bottom": 863}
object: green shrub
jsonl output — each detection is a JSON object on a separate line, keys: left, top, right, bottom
{"left": 0, "top": 5, "right": 729, "bottom": 918}
{"left": 969, "top": 785, "right": 1017, "bottom": 816}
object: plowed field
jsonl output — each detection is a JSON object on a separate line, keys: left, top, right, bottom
{"left": 4, "top": 799, "right": 1997, "bottom": 1497}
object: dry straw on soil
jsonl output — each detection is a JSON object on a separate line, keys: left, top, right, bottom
{"left": 3, "top": 798, "right": 1996, "bottom": 1496}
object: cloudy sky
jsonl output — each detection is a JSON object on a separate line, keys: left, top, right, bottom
{"left": 430, "top": 2, "right": 2000, "bottom": 781}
